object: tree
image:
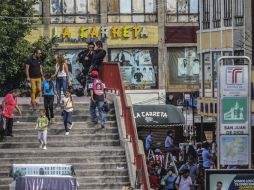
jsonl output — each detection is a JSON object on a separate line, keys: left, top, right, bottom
{"left": 0, "top": 0, "right": 57, "bottom": 96}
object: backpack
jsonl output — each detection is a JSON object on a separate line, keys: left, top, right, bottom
{"left": 92, "top": 79, "right": 105, "bottom": 96}
{"left": 173, "top": 175, "right": 181, "bottom": 190}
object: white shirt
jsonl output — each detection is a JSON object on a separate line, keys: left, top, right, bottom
{"left": 175, "top": 176, "right": 192, "bottom": 190}
{"left": 62, "top": 97, "right": 73, "bottom": 112}
{"left": 55, "top": 64, "right": 67, "bottom": 77}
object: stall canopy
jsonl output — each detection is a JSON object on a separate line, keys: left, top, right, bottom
{"left": 133, "top": 104, "right": 185, "bottom": 126}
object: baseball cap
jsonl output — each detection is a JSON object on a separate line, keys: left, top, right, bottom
{"left": 90, "top": 70, "right": 99, "bottom": 76}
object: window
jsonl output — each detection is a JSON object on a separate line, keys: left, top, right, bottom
{"left": 109, "top": 48, "right": 158, "bottom": 89}
{"left": 224, "top": 0, "right": 232, "bottom": 27}
{"left": 203, "top": 0, "right": 210, "bottom": 29}
{"left": 235, "top": 0, "right": 244, "bottom": 26}
{"left": 167, "top": 47, "right": 199, "bottom": 84}
{"left": 107, "top": 0, "right": 157, "bottom": 23}
{"left": 213, "top": 0, "right": 221, "bottom": 28}
{"left": 166, "top": 0, "right": 199, "bottom": 23}
{"left": 33, "top": 0, "right": 43, "bottom": 24}
{"left": 50, "top": 0, "right": 99, "bottom": 24}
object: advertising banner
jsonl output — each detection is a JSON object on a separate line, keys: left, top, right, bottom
{"left": 110, "top": 48, "right": 157, "bottom": 89}
{"left": 206, "top": 170, "right": 254, "bottom": 190}
{"left": 219, "top": 135, "right": 248, "bottom": 165}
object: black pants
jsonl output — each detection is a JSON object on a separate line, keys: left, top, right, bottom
{"left": 3, "top": 116, "right": 13, "bottom": 136}
{"left": 44, "top": 95, "right": 54, "bottom": 121}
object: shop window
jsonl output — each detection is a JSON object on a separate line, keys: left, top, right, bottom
{"left": 33, "top": 0, "right": 43, "bottom": 24}
{"left": 50, "top": 0, "right": 99, "bottom": 24}
{"left": 235, "top": 0, "right": 244, "bottom": 26}
{"left": 166, "top": 0, "right": 199, "bottom": 23}
{"left": 212, "top": 52, "right": 221, "bottom": 89}
{"left": 167, "top": 47, "right": 199, "bottom": 85}
{"left": 224, "top": 0, "right": 232, "bottom": 27}
{"left": 203, "top": 53, "right": 211, "bottom": 90}
{"left": 213, "top": 0, "right": 221, "bottom": 28}
{"left": 109, "top": 48, "right": 158, "bottom": 90}
{"left": 108, "top": 0, "right": 157, "bottom": 23}
{"left": 203, "top": 0, "right": 210, "bottom": 29}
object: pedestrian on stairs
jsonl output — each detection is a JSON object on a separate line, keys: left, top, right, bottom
{"left": 35, "top": 109, "right": 48, "bottom": 150}
{"left": 2, "top": 89, "right": 22, "bottom": 139}
{"left": 61, "top": 89, "right": 74, "bottom": 135}
{"left": 89, "top": 70, "right": 107, "bottom": 128}
{"left": 42, "top": 74, "right": 58, "bottom": 123}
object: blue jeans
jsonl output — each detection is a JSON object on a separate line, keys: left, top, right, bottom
{"left": 90, "top": 100, "right": 105, "bottom": 125}
{"left": 63, "top": 111, "right": 72, "bottom": 132}
{"left": 56, "top": 76, "right": 68, "bottom": 105}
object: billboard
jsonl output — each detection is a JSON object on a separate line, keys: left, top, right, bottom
{"left": 206, "top": 170, "right": 254, "bottom": 190}
{"left": 109, "top": 48, "right": 158, "bottom": 89}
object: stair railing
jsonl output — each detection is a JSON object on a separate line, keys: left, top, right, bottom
{"left": 100, "top": 62, "right": 150, "bottom": 190}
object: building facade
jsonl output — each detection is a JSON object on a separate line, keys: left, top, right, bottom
{"left": 28, "top": 0, "right": 199, "bottom": 104}
{"left": 196, "top": 0, "right": 253, "bottom": 141}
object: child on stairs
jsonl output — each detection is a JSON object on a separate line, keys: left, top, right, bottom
{"left": 35, "top": 109, "right": 48, "bottom": 150}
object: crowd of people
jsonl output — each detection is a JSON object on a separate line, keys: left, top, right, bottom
{"left": 145, "top": 130, "right": 217, "bottom": 190}
{"left": 0, "top": 41, "right": 107, "bottom": 150}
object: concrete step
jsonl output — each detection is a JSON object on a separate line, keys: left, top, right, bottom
{"left": 17, "top": 102, "right": 114, "bottom": 110}
{"left": 0, "top": 162, "right": 128, "bottom": 171}
{"left": 0, "top": 168, "right": 128, "bottom": 178}
{"left": 0, "top": 155, "right": 127, "bottom": 165}
{"left": 76, "top": 176, "right": 129, "bottom": 183}
{"left": 11, "top": 127, "right": 118, "bottom": 135}
{"left": 14, "top": 115, "right": 116, "bottom": 122}
{"left": 0, "top": 182, "right": 130, "bottom": 190}
{"left": 2, "top": 134, "right": 119, "bottom": 143}
{"left": 0, "top": 139, "right": 120, "bottom": 149}
{"left": 19, "top": 109, "right": 116, "bottom": 116}
{"left": 0, "top": 147, "right": 125, "bottom": 158}
{"left": 78, "top": 182, "right": 130, "bottom": 189}
{"left": 13, "top": 120, "right": 117, "bottom": 127}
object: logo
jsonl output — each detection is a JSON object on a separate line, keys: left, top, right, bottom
{"left": 226, "top": 67, "right": 243, "bottom": 85}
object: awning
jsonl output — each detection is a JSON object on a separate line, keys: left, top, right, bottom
{"left": 133, "top": 104, "right": 185, "bottom": 126}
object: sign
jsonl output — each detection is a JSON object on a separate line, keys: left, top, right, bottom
{"left": 11, "top": 164, "right": 75, "bottom": 179}
{"left": 109, "top": 48, "right": 157, "bottom": 90}
{"left": 218, "top": 56, "right": 251, "bottom": 168}
{"left": 220, "top": 97, "right": 248, "bottom": 134}
{"left": 219, "top": 135, "right": 248, "bottom": 165}
{"left": 133, "top": 105, "right": 185, "bottom": 126}
{"left": 220, "top": 66, "right": 249, "bottom": 96}
{"left": 206, "top": 170, "right": 254, "bottom": 190}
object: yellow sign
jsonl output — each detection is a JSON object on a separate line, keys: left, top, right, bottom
{"left": 50, "top": 25, "right": 158, "bottom": 46}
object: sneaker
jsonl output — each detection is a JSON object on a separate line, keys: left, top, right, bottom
{"left": 39, "top": 144, "right": 43, "bottom": 149}
{"left": 65, "top": 132, "right": 69, "bottom": 136}
{"left": 43, "top": 145, "right": 47, "bottom": 150}
{"left": 68, "top": 123, "right": 73, "bottom": 130}
{"left": 39, "top": 140, "right": 43, "bottom": 148}
{"left": 101, "top": 123, "right": 105, "bottom": 128}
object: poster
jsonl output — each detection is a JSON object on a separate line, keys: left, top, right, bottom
{"left": 110, "top": 48, "right": 157, "bottom": 89}
{"left": 220, "top": 135, "right": 248, "bottom": 165}
{"left": 50, "top": 0, "right": 62, "bottom": 15}
{"left": 168, "top": 47, "right": 199, "bottom": 84}
{"left": 209, "top": 173, "right": 254, "bottom": 190}
{"left": 167, "top": 0, "right": 177, "bottom": 13}
{"left": 177, "top": 58, "right": 199, "bottom": 77}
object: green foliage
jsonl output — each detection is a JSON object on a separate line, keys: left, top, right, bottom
{"left": 0, "top": 0, "right": 58, "bottom": 96}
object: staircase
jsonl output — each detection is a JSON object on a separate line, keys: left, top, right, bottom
{"left": 0, "top": 98, "right": 130, "bottom": 190}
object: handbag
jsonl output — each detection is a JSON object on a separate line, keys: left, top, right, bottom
{"left": 103, "top": 101, "right": 110, "bottom": 113}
